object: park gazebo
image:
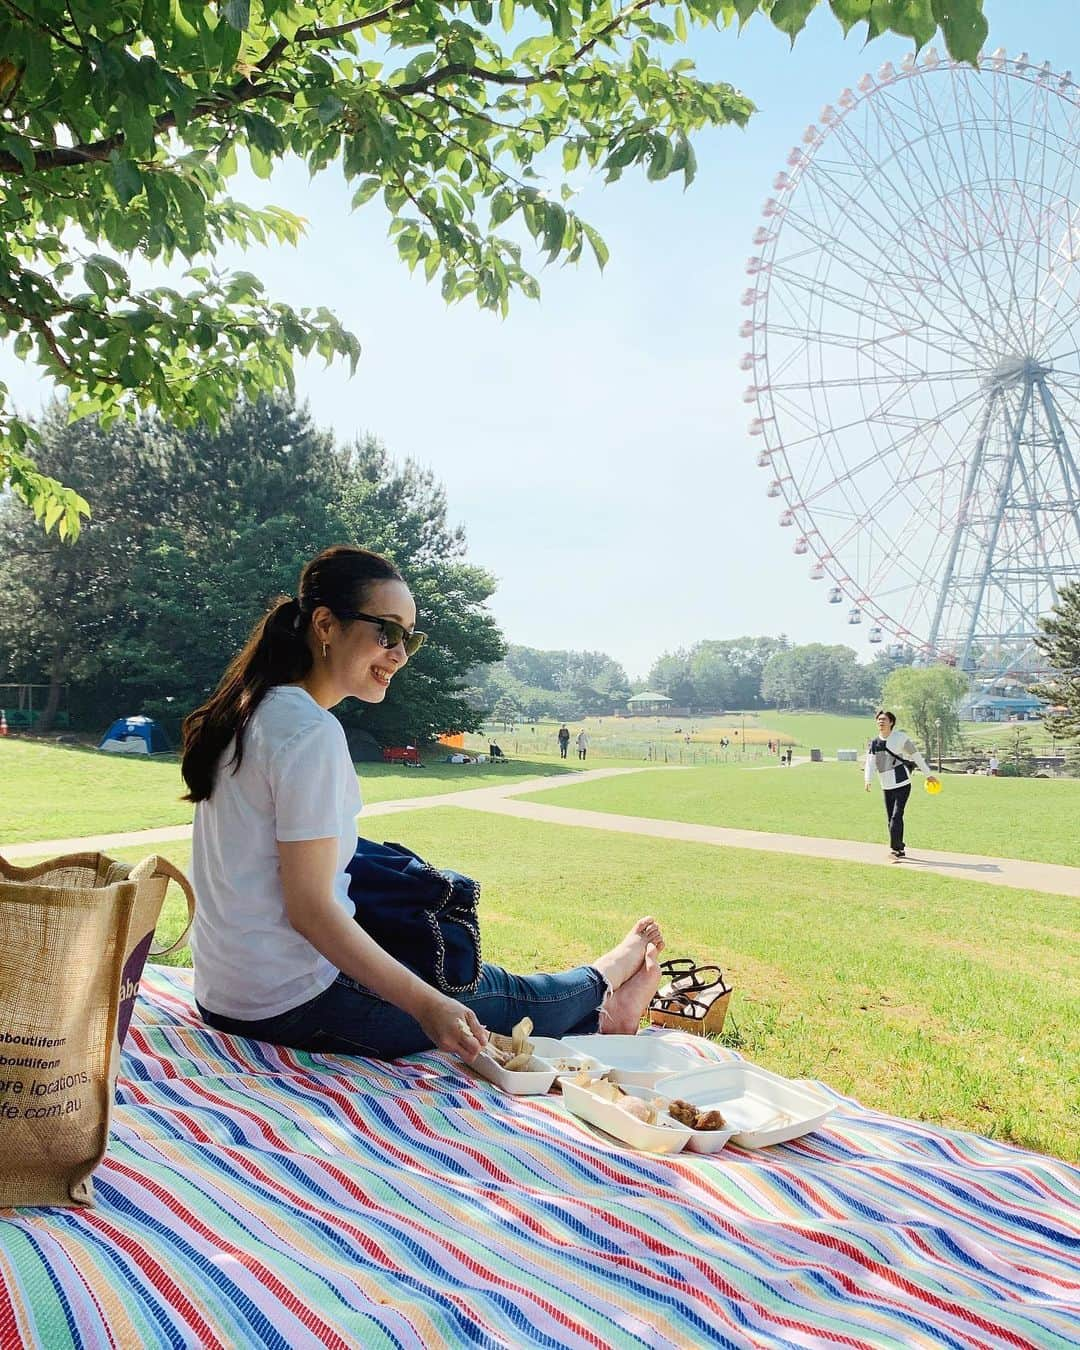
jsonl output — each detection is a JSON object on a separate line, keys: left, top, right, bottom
{"left": 625, "top": 691, "right": 680, "bottom": 716}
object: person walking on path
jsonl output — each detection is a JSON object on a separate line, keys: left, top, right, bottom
{"left": 865, "top": 708, "right": 939, "bottom": 861}
{"left": 988, "top": 752, "right": 999, "bottom": 776}
{"left": 557, "top": 725, "right": 570, "bottom": 759}
{"left": 576, "top": 728, "right": 589, "bottom": 761}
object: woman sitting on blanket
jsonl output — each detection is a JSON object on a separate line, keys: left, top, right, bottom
{"left": 180, "top": 544, "right": 663, "bottom": 1062}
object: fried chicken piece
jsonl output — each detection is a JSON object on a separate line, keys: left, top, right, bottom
{"left": 667, "top": 1098, "right": 699, "bottom": 1127}
{"left": 668, "top": 1098, "right": 727, "bottom": 1130}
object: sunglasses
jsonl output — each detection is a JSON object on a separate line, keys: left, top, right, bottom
{"left": 337, "top": 610, "right": 427, "bottom": 657}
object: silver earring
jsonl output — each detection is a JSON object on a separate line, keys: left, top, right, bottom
{"left": 321, "top": 642, "right": 328, "bottom": 659}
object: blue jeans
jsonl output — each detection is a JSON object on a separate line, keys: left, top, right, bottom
{"left": 197, "top": 963, "right": 607, "bottom": 1059}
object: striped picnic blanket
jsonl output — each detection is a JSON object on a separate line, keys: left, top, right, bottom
{"left": 1, "top": 966, "right": 1077, "bottom": 1349}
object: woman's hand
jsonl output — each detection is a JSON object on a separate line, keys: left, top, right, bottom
{"left": 415, "top": 991, "right": 489, "bottom": 1061}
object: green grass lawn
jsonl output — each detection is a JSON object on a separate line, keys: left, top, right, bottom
{"left": 470, "top": 712, "right": 866, "bottom": 762}
{"left": 518, "top": 759, "right": 1080, "bottom": 867}
{"left": 0, "top": 740, "right": 196, "bottom": 842}
{"left": 0, "top": 739, "right": 580, "bottom": 843}
{"left": 475, "top": 712, "right": 1070, "bottom": 763}
{"left": 78, "top": 807, "right": 1078, "bottom": 1162}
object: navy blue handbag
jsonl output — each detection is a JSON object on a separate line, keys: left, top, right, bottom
{"left": 345, "top": 837, "right": 482, "bottom": 995}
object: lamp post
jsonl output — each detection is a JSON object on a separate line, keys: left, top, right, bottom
{"left": 935, "top": 718, "right": 942, "bottom": 772}
{"left": 741, "top": 710, "right": 746, "bottom": 756}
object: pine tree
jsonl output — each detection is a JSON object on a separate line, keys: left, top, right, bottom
{"left": 1033, "top": 583, "right": 1080, "bottom": 744}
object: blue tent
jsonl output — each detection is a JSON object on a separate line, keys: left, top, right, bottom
{"left": 98, "top": 716, "right": 171, "bottom": 755}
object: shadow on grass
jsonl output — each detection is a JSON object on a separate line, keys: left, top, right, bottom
{"left": 11, "top": 735, "right": 182, "bottom": 765}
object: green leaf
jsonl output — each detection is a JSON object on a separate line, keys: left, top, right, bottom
{"left": 170, "top": 0, "right": 199, "bottom": 40}
{"left": 769, "top": 0, "right": 815, "bottom": 41}
{"left": 500, "top": 0, "right": 515, "bottom": 33}
{"left": 828, "top": 0, "right": 870, "bottom": 33}
{"left": 582, "top": 222, "right": 608, "bottom": 270}
{"left": 889, "top": 0, "right": 936, "bottom": 45}
{"left": 351, "top": 177, "right": 381, "bottom": 207}
{"left": 217, "top": 142, "right": 238, "bottom": 177}
{"left": 110, "top": 154, "right": 144, "bottom": 204}
{"left": 249, "top": 145, "right": 273, "bottom": 179}
{"left": 647, "top": 136, "right": 672, "bottom": 181}
{"left": 242, "top": 112, "right": 284, "bottom": 159}
{"left": 1, "top": 135, "right": 35, "bottom": 174}
{"left": 674, "top": 6, "right": 688, "bottom": 43}
{"left": 490, "top": 191, "right": 514, "bottom": 225}
{"left": 932, "top": 0, "right": 988, "bottom": 62}
{"left": 318, "top": 94, "right": 345, "bottom": 126}
{"left": 542, "top": 201, "right": 566, "bottom": 256}
{"left": 223, "top": 0, "right": 251, "bottom": 30}
{"left": 83, "top": 263, "right": 110, "bottom": 299}
{"left": 681, "top": 135, "right": 697, "bottom": 188}
{"left": 88, "top": 253, "right": 128, "bottom": 285}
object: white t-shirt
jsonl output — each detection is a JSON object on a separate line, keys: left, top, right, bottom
{"left": 191, "top": 685, "right": 363, "bottom": 1020}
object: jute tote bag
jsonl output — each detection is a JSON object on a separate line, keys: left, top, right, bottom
{"left": 0, "top": 853, "right": 195, "bottom": 1207}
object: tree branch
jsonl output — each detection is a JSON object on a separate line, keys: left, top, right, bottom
{"left": 0, "top": 0, "right": 84, "bottom": 54}
{"left": 0, "top": 294, "right": 75, "bottom": 373}
{"left": 0, "top": 0, "right": 648, "bottom": 176}
{"left": 0, "top": 82, "right": 294, "bottom": 173}
{"left": 396, "top": 0, "right": 657, "bottom": 96}
{"left": 256, "top": 0, "right": 420, "bottom": 74}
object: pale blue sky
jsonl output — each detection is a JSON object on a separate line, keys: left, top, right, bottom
{"left": 4, "top": 0, "right": 1078, "bottom": 677}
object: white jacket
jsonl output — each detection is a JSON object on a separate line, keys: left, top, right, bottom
{"left": 864, "top": 728, "right": 931, "bottom": 790}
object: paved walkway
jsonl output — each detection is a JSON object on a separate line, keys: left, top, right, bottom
{"left": 0, "top": 769, "right": 644, "bottom": 859}
{"left": 6, "top": 766, "right": 1080, "bottom": 897}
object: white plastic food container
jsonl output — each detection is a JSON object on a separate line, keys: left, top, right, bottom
{"left": 562, "top": 1035, "right": 701, "bottom": 1088}
{"left": 658, "top": 1064, "right": 833, "bottom": 1148}
{"left": 619, "top": 1085, "right": 736, "bottom": 1155}
{"left": 561, "top": 1079, "right": 692, "bottom": 1154}
{"left": 528, "top": 1038, "right": 608, "bottom": 1078}
{"left": 467, "top": 1051, "right": 557, "bottom": 1095}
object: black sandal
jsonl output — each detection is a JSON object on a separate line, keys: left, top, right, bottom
{"left": 659, "top": 957, "right": 698, "bottom": 980}
{"left": 669, "top": 963, "right": 726, "bottom": 995}
{"left": 650, "top": 992, "right": 712, "bottom": 1020}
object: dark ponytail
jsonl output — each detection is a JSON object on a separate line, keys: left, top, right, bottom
{"left": 181, "top": 545, "right": 403, "bottom": 801}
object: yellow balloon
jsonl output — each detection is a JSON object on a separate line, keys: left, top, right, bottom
{"left": 924, "top": 778, "right": 942, "bottom": 795}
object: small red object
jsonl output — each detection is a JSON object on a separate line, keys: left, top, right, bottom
{"left": 382, "top": 745, "right": 421, "bottom": 765}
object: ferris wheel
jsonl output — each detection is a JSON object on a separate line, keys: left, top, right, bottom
{"left": 743, "top": 47, "right": 1080, "bottom": 677}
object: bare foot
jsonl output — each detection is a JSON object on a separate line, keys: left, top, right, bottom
{"left": 592, "top": 917, "right": 665, "bottom": 990}
{"left": 599, "top": 944, "right": 662, "bottom": 1035}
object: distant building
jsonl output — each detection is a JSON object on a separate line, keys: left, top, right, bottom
{"left": 966, "top": 692, "right": 1046, "bottom": 722}
{"left": 625, "top": 692, "right": 690, "bottom": 717}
